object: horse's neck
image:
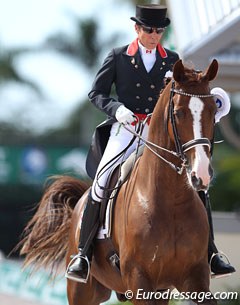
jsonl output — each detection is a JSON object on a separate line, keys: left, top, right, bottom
{"left": 138, "top": 87, "right": 188, "bottom": 199}
{"left": 143, "top": 85, "right": 176, "bottom": 167}
{"left": 138, "top": 148, "right": 193, "bottom": 209}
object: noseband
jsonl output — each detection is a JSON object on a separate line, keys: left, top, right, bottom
{"left": 169, "top": 80, "right": 214, "bottom": 163}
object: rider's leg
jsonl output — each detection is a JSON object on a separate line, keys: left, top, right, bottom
{"left": 66, "top": 123, "right": 149, "bottom": 283}
{"left": 91, "top": 123, "right": 148, "bottom": 201}
{"left": 65, "top": 190, "right": 100, "bottom": 283}
{"left": 198, "top": 191, "right": 236, "bottom": 276}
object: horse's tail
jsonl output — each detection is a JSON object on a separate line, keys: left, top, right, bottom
{"left": 19, "top": 175, "right": 89, "bottom": 275}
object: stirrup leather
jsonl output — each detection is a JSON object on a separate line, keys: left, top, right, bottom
{"left": 65, "top": 254, "right": 90, "bottom": 283}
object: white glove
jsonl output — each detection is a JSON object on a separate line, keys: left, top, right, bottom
{"left": 164, "top": 70, "right": 173, "bottom": 78}
{"left": 115, "top": 105, "right": 135, "bottom": 125}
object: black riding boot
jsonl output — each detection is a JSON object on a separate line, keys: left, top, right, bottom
{"left": 65, "top": 191, "right": 100, "bottom": 283}
{"left": 198, "top": 191, "right": 236, "bottom": 277}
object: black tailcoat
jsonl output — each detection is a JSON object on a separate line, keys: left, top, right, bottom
{"left": 86, "top": 39, "right": 179, "bottom": 178}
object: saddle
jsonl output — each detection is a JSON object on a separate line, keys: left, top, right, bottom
{"left": 96, "top": 145, "right": 144, "bottom": 239}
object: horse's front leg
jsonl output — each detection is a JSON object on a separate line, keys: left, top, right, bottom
{"left": 67, "top": 276, "right": 111, "bottom": 305}
{"left": 122, "top": 264, "right": 167, "bottom": 305}
{"left": 177, "top": 261, "right": 217, "bottom": 305}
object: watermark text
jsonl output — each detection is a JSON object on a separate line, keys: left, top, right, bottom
{"left": 124, "top": 288, "right": 239, "bottom": 303}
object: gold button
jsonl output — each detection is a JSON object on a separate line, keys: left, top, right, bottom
{"left": 136, "top": 83, "right": 141, "bottom": 87}
{"left": 136, "top": 96, "right": 140, "bottom": 99}
{"left": 150, "top": 84, "right": 155, "bottom": 89}
{"left": 148, "top": 97, "right": 153, "bottom": 101}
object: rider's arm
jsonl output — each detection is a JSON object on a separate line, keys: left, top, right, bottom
{"left": 88, "top": 49, "right": 123, "bottom": 119}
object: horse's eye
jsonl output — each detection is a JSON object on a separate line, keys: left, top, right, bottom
{"left": 174, "top": 109, "right": 185, "bottom": 119}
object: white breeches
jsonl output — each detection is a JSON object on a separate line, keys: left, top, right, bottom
{"left": 91, "top": 122, "right": 149, "bottom": 202}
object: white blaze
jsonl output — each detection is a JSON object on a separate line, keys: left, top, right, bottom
{"left": 188, "top": 97, "right": 211, "bottom": 187}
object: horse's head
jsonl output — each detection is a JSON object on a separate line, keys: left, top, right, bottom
{"left": 169, "top": 59, "right": 218, "bottom": 191}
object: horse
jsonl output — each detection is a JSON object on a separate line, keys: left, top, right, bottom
{"left": 19, "top": 59, "right": 219, "bottom": 305}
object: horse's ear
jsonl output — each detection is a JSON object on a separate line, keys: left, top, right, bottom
{"left": 202, "top": 59, "right": 218, "bottom": 81}
{"left": 173, "top": 60, "right": 186, "bottom": 82}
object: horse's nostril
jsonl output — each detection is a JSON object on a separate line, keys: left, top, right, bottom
{"left": 192, "top": 175, "right": 201, "bottom": 186}
{"left": 191, "top": 174, "right": 206, "bottom": 191}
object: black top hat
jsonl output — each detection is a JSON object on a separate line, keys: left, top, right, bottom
{"left": 130, "top": 4, "right": 170, "bottom": 28}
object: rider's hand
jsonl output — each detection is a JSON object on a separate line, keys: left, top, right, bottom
{"left": 115, "top": 105, "right": 135, "bottom": 125}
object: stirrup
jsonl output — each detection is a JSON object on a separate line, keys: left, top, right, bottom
{"left": 65, "top": 253, "right": 90, "bottom": 283}
{"left": 210, "top": 252, "right": 233, "bottom": 279}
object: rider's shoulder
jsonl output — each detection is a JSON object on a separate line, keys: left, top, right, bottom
{"left": 164, "top": 47, "right": 180, "bottom": 60}
{"left": 112, "top": 44, "right": 129, "bottom": 55}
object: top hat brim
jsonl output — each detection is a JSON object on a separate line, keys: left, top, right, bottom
{"left": 130, "top": 16, "right": 170, "bottom": 28}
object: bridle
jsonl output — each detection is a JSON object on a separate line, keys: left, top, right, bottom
{"left": 124, "top": 80, "right": 215, "bottom": 175}
{"left": 169, "top": 80, "right": 214, "bottom": 163}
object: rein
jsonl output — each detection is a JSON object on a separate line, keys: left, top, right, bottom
{"left": 124, "top": 121, "right": 187, "bottom": 174}
{"left": 124, "top": 80, "right": 215, "bottom": 175}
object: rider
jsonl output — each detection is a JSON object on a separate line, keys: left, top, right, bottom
{"left": 65, "top": 4, "right": 235, "bottom": 283}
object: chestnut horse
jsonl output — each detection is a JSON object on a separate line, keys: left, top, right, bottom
{"left": 20, "top": 59, "right": 219, "bottom": 305}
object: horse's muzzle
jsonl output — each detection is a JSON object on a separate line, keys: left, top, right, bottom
{"left": 190, "top": 164, "right": 213, "bottom": 191}
{"left": 191, "top": 174, "right": 206, "bottom": 191}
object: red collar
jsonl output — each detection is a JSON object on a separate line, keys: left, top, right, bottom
{"left": 126, "top": 38, "right": 167, "bottom": 58}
